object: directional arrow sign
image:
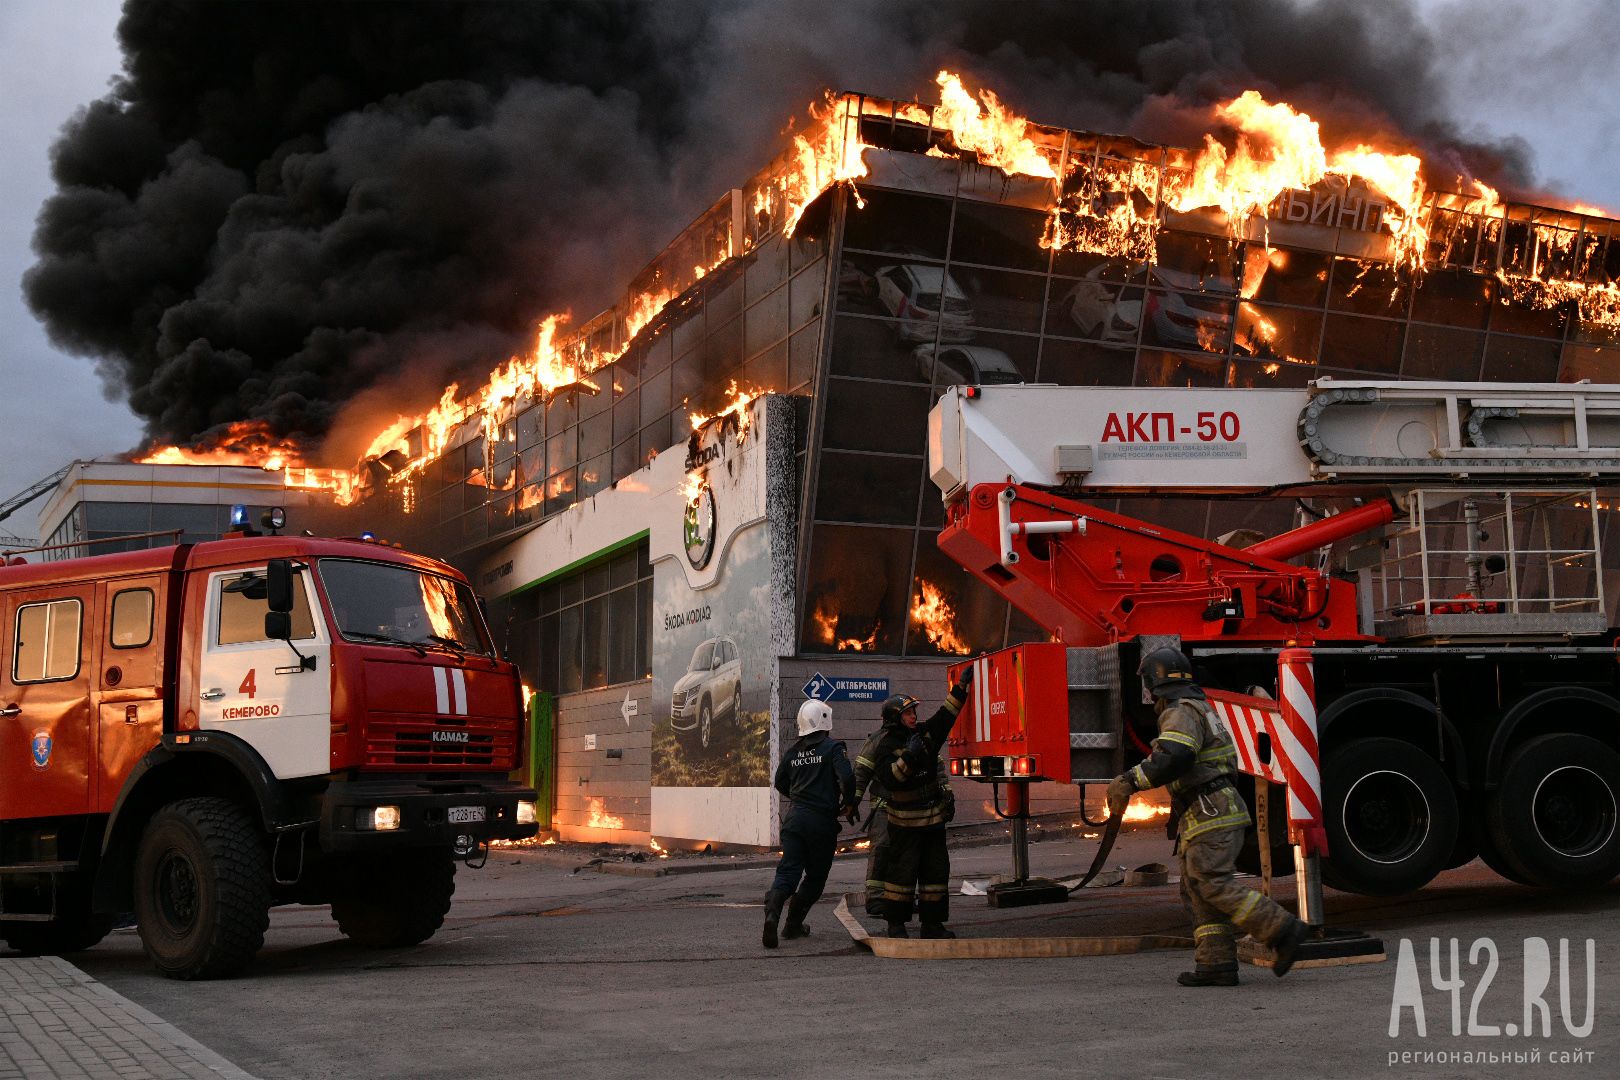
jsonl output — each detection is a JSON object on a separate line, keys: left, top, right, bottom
{"left": 621, "top": 690, "right": 638, "bottom": 726}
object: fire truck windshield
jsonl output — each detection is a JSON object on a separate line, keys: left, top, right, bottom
{"left": 319, "top": 559, "right": 491, "bottom": 655}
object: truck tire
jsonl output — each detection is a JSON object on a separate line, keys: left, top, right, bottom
{"left": 332, "top": 849, "right": 456, "bottom": 948}
{"left": 1485, "top": 734, "right": 1620, "bottom": 889}
{"left": 1, "top": 876, "right": 112, "bottom": 956}
{"left": 133, "top": 797, "right": 271, "bottom": 980}
{"left": 1321, "top": 737, "right": 1459, "bottom": 896}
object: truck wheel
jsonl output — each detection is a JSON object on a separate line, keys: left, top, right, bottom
{"left": 133, "top": 797, "right": 271, "bottom": 980}
{"left": 1321, "top": 737, "right": 1459, "bottom": 896}
{"left": 1486, "top": 734, "right": 1620, "bottom": 889}
{"left": 332, "top": 849, "right": 456, "bottom": 948}
{"left": 0, "top": 876, "right": 113, "bottom": 955}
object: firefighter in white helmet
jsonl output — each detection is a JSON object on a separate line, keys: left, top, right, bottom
{"left": 762, "top": 699, "right": 857, "bottom": 948}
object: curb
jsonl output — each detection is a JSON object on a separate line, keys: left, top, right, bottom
{"left": 832, "top": 893, "right": 1194, "bottom": 960}
{"left": 43, "top": 956, "right": 261, "bottom": 1079}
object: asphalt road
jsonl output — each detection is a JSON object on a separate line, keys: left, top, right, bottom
{"left": 64, "top": 826, "right": 1617, "bottom": 1080}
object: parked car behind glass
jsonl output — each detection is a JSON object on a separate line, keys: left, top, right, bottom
{"left": 875, "top": 264, "right": 975, "bottom": 344}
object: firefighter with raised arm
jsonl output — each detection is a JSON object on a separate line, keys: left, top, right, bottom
{"left": 1106, "top": 647, "right": 1309, "bottom": 985}
{"left": 849, "top": 667, "right": 971, "bottom": 939}
{"left": 763, "top": 700, "right": 857, "bottom": 948}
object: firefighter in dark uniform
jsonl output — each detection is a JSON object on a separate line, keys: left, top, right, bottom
{"left": 1106, "top": 646, "right": 1309, "bottom": 985}
{"left": 850, "top": 667, "right": 971, "bottom": 939}
{"left": 763, "top": 699, "right": 857, "bottom": 948}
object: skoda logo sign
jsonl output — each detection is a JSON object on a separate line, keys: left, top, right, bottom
{"left": 684, "top": 483, "right": 717, "bottom": 570}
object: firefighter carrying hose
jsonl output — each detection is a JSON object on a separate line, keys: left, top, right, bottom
{"left": 850, "top": 667, "right": 971, "bottom": 939}
{"left": 763, "top": 700, "right": 856, "bottom": 948}
{"left": 1106, "top": 647, "right": 1309, "bottom": 985}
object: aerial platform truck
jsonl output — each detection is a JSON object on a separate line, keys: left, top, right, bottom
{"left": 928, "top": 379, "right": 1620, "bottom": 946}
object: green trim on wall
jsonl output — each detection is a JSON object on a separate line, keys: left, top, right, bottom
{"left": 499, "top": 529, "right": 650, "bottom": 599}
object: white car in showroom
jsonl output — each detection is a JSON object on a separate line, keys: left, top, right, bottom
{"left": 670, "top": 636, "right": 743, "bottom": 751}
{"left": 914, "top": 343, "right": 1024, "bottom": 387}
{"left": 1061, "top": 261, "right": 1233, "bottom": 349}
{"left": 875, "top": 263, "right": 976, "bottom": 344}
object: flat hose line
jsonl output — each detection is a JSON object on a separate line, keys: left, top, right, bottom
{"left": 834, "top": 892, "right": 1192, "bottom": 959}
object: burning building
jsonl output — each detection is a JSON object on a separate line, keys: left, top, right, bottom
{"left": 49, "top": 72, "right": 1620, "bottom": 846}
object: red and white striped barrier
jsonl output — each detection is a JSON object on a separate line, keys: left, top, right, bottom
{"left": 1205, "top": 648, "right": 1328, "bottom": 856}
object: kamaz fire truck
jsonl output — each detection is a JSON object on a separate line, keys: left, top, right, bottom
{"left": 0, "top": 517, "right": 537, "bottom": 978}
{"left": 930, "top": 379, "right": 1620, "bottom": 919}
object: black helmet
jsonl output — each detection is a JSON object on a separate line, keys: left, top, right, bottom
{"left": 881, "top": 694, "right": 921, "bottom": 724}
{"left": 1138, "top": 646, "right": 1200, "bottom": 700}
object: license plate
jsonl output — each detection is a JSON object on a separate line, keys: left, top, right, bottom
{"left": 448, "top": 806, "right": 485, "bottom": 824}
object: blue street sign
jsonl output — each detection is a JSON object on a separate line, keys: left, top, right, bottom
{"left": 801, "top": 672, "right": 890, "bottom": 703}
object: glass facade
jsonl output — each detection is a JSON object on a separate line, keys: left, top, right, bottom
{"left": 497, "top": 540, "right": 654, "bottom": 694}
{"left": 382, "top": 198, "right": 830, "bottom": 558}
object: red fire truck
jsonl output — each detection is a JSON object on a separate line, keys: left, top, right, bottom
{"left": 930, "top": 380, "right": 1620, "bottom": 917}
{"left": 0, "top": 520, "right": 537, "bottom": 978}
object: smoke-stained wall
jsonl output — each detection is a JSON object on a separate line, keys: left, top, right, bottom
{"left": 26, "top": 0, "right": 1538, "bottom": 460}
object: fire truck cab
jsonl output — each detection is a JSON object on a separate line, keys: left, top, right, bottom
{"left": 0, "top": 529, "right": 537, "bottom": 979}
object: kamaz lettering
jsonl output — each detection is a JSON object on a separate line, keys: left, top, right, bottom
{"left": 431, "top": 730, "right": 471, "bottom": 744}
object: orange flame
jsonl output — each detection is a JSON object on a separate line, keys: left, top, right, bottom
{"left": 1097, "top": 802, "right": 1172, "bottom": 823}
{"left": 135, "top": 421, "right": 358, "bottom": 504}
{"left": 765, "top": 94, "right": 872, "bottom": 238}
{"left": 810, "top": 596, "right": 880, "bottom": 652}
{"left": 681, "top": 471, "right": 708, "bottom": 509}
{"left": 585, "top": 797, "right": 624, "bottom": 831}
{"left": 930, "top": 71, "right": 1058, "bottom": 180}
{"left": 910, "top": 580, "right": 971, "bottom": 654}
{"left": 688, "top": 381, "right": 764, "bottom": 442}
{"left": 1159, "top": 91, "right": 1432, "bottom": 270}
{"left": 649, "top": 838, "right": 670, "bottom": 859}
{"left": 419, "top": 575, "right": 457, "bottom": 640}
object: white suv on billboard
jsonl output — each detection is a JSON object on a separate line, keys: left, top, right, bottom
{"left": 670, "top": 636, "right": 742, "bottom": 750}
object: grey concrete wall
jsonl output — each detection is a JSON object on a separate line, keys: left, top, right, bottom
{"left": 554, "top": 679, "right": 654, "bottom": 842}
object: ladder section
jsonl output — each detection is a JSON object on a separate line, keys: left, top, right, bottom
{"left": 1302, "top": 379, "right": 1620, "bottom": 478}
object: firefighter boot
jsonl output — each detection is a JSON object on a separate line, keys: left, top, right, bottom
{"left": 920, "top": 921, "right": 956, "bottom": 939}
{"left": 781, "top": 895, "right": 813, "bottom": 940}
{"left": 1270, "top": 916, "right": 1311, "bottom": 977}
{"left": 1177, "top": 964, "right": 1240, "bottom": 987}
{"left": 885, "top": 920, "right": 910, "bottom": 939}
{"left": 763, "top": 889, "right": 790, "bottom": 949}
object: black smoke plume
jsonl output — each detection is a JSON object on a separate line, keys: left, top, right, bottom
{"left": 25, "top": 0, "right": 1536, "bottom": 459}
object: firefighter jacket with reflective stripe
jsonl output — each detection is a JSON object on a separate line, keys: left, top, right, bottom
{"left": 774, "top": 731, "right": 856, "bottom": 817}
{"left": 852, "top": 688, "right": 965, "bottom": 829}
{"left": 1130, "top": 696, "right": 1248, "bottom": 839}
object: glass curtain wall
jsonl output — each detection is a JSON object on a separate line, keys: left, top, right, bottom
{"left": 398, "top": 226, "right": 831, "bottom": 558}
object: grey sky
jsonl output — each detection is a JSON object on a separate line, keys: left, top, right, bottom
{"left": 3, "top": 0, "right": 1620, "bottom": 539}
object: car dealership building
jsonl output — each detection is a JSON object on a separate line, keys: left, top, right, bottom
{"left": 48, "top": 93, "right": 1620, "bottom": 848}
